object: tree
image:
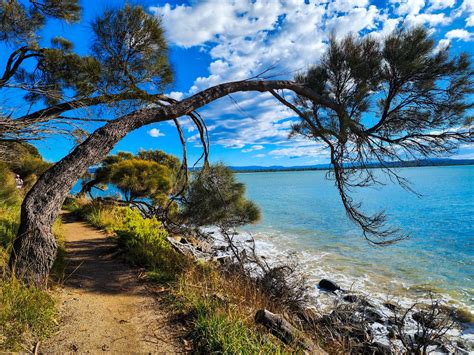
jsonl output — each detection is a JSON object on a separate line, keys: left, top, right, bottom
{"left": 182, "top": 164, "right": 260, "bottom": 228}
{"left": 1, "top": 2, "right": 172, "bottom": 159}
{"left": 79, "top": 150, "right": 180, "bottom": 218}
{"left": 1, "top": 141, "right": 51, "bottom": 190}
{"left": 274, "top": 28, "right": 472, "bottom": 244}
{"left": 2, "top": 3, "right": 471, "bottom": 284}
{"left": 107, "top": 159, "right": 171, "bottom": 202}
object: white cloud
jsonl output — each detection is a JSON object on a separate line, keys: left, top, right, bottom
{"left": 167, "top": 91, "right": 184, "bottom": 101}
{"left": 326, "top": 5, "right": 380, "bottom": 38}
{"left": 147, "top": 128, "right": 165, "bottom": 138}
{"left": 453, "top": 0, "right": 474, "bottom": 27}
{"left": 427, "top": 0, "right": 455, "bottom": 11}
{"left": 269, "top": 143, "right": 328, "bottom": 158}
{"left": 445, "top": 28, "right": 473, "bottom": 41}
{"left": 406, "top": 12, "right": 452, "bottom": 26}
{"left": 242, "top": 145, "right": 265, "bottom": 153}
{"left": 467, "top": 15, "right": 474, "bottom": 27}
{"left": 451, "top": 152, "right": 474, "bottom": 159}
{"left": 151, "top": 0, "right": 472, "bottom": 155}
{"left": 151, "top": 1, "right": 284, "bottom": 48}
{"left": 391, "top": 0, "right": 426, "bottom": 16}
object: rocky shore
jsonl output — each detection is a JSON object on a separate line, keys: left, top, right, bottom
{"left": 168, "top": 231, "right": 474, "bottom": 354}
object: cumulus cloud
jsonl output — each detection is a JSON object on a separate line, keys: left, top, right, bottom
{"left": 147, "top": 128, "right": 165, "bottom": 137}
{"left": 268, "top": 143, "right": 327, "bottom": 158}
{"left": 242, "top": 145, "right": 264, "bottom": 153}
{"left": 167, "top": 91, "right": 184, "bottom": 101}
{"left": 427, "top": 0, "right": 455, "bottom": 11}
{"left": 151, "top": 0, "right": 472, "bottom": 158}
{"left": 445, "top": 28, "right": 473, "bottom": 41}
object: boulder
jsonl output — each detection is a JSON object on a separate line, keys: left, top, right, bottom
{"left": 343, "top": 294, "right": 373, "bottom": 308}
{"left": 383, "top": 301, "right": 400, "bottom": 312}
{"left": 412, "top": 311, "right": 439, "bottom": 329}
{"left": 214, "top": 256, "right": 232, "bottom": 265}
{"left": 360, "top": 308, "right": 383, "bottom": 323}
{"left": 215, "top": 245, "right": 229, "bottom": 252}
{"left": 255, "top": 309, "right": 317, "bottom": 352}
{"left": 318, "top": 279, "right": 340, "bottom": 292}
{"left": 343, "top": 294, "right": 358, "bottom": 303}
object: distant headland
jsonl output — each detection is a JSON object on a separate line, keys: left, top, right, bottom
{"left": 227, "top": 158, "right": 474, "bottom": 173}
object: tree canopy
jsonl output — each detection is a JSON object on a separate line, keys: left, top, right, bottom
{"left": 0, "top": 1, "right": 172, "bottom": 158}
{"left": 80, "top": 150, "right": 181, "bottom": 218}
{"left": 272, "top": 27, "right": 473, "bottom": 243}
{"left": 107, "top": 159, "right": 172, "bottom": 203}
{"left": 182, "top": 164, "right": 261, "bottom": 228}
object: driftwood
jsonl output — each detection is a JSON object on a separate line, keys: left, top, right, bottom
{"left": 255, "top": 309, "right": 318, "bottom": 352}
{"left": 166, "top": 236, "right": 208, "bottom": 259}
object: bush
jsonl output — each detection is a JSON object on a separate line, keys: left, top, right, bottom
{"left": 182, "top": 163, "right": 260, "bottom": 228}
{"left": 114, "top": 208, "right": 181, "bottom": 272}
{"left": 0, "top": 204, "right": 20, "bottom": 254}
{"left": 79, "top": 203, "right": 127, "bottom": 233}
{"left": 76, "top": 202, "right": 183, "bottom": 275}
{"left": 0, "top": 162, "right": 21, "bottom": 207}
{"left": 192, "top": 305, "right": 281, "bottom": 354}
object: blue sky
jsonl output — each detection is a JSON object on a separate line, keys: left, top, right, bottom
{"left": 8, "top": 0, "right": 474, "bottom": 165}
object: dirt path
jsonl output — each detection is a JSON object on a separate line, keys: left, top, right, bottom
{"left": 42, "top": 213, "right": 184, "bottom": 353}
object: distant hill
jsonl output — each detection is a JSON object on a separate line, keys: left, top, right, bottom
{"left": 88, "top": 158, "right": 474, "bottom": 174}
{"left": 228, "top": 158, "right": 474, "bottom": 173}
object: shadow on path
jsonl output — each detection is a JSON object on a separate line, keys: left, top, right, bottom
{"left": 42, "top": 211, "right": 182, "bottom": 353}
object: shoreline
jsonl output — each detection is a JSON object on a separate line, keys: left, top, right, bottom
{"left": 232, "top": 161, "right": 474, "bottom": 174}
{"left": 191, "top": 226, "right": 474, "bottom": 353}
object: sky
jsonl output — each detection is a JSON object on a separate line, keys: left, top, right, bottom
{"left": 10, "top": 0, "right": 474, "bottom": 165}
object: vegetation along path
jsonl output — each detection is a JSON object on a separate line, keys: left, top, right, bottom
{"left": 42, "top": 212, "right": 184, "bottom": 353}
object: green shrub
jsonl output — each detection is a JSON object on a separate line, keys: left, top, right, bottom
{"left": 81, "top": 203, "right": 127, "bottom": 233}
{"left": 0, "top": 204, "right": 20, "bottom": 254}
{"left": 0, "top": 186, "right": 61, "bottom": 350}
{"left": 76, "top": 202, "right": 182, "bottom": 275}
{"left": 0, "top": 276, "right": 56, "bottom": 351}
{"left": 0, "top": 162, "right": 21, "bottom": 207}
{"left": 182, "top": 163, "right": 261, "bottom": 228}
{"left": 114, "top": 208, "right": 178, "bottom": 270}
{"left": 172, "top": 265, "right": 288, "bottom": 354}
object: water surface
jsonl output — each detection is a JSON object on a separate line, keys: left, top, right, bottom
{"left": 237, "top": 166, "right": 473, "bottom": 309}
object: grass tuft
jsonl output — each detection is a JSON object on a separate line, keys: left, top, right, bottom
{"left": 0, "top": 275, "right": 56, "bottom": 351}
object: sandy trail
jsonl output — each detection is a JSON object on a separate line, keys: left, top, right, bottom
{"left": 42, "top": 212, "right": 183, "bottom": 353}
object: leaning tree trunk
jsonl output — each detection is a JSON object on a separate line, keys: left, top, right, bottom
{"left": 9, "top": 79, "right": 327, "bottom": 285}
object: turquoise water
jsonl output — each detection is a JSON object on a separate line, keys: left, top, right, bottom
{"left": 236, "top": 166, "right": 473, "bottom": 309}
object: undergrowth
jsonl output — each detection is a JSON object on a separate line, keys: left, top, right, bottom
{"left": 77, "top": 200, "right": 294, "bottom": 353}
{"left": 0, "top": 275, "right": 56, "bottom": 351}
{"left": 0, "top": 164, "right": 60, "bottom": 351}
{"left": 0, "top": 203, "right": 59, "bottom": 351}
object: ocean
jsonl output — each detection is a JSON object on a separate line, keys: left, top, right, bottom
{"left": 236, "top": 165, "right": 473, "bottom": 312}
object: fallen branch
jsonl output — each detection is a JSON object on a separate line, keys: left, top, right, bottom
{"left": 255, "top": 309, "right": 318, "bottom": 352}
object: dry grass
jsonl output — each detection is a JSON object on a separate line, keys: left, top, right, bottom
{"left": 0, "top": 200, "right": 61, "bottom": 352}
{"left": 171, "top": 262, "right": 292, "bottom": 354}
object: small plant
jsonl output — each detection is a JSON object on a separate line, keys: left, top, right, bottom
{"left": 394, "top": 297, "right": 457, "bottom": 354}
{"left": 81, "top": 203, "right": 126, "bottom": 233}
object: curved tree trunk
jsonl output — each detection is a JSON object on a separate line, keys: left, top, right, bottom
{"left": 10, "top": 79, "right": 328, "bottom": 285}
